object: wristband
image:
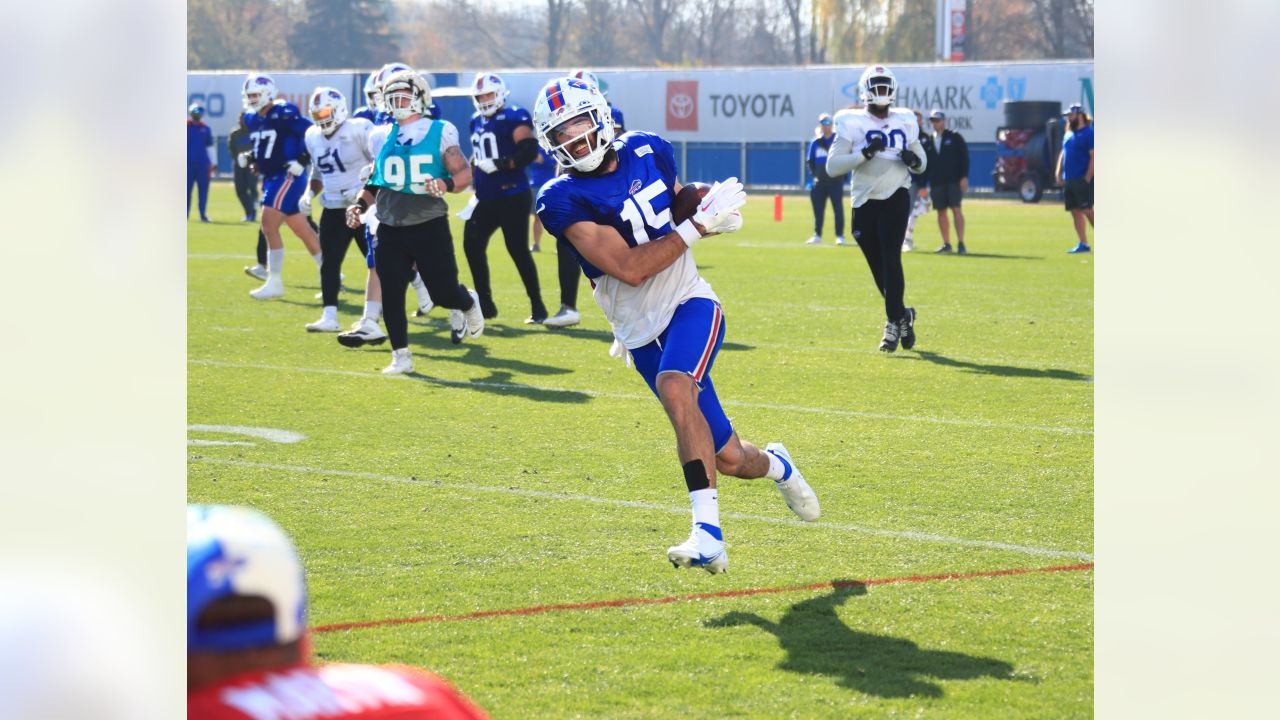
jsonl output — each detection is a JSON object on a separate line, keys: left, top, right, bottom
{"left": 356, "top": 197, "right": 369, "bottom": 211}
{"left": 674, "top": 219, "right": 701, "bottom": 247}
{"left": 443, "top": 177, "right": 455, "bottom": 192}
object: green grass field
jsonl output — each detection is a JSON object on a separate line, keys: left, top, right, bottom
{"left": 188, "top": 181, "right": 1093, "bottom": 719}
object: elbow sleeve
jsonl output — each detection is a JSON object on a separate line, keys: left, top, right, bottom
{"left": 503, "top": 138, "right": 539, "bottom": 171}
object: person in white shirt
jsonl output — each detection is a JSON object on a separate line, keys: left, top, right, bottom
{"left": 825, "top": 65, "right": 928, "bottom": 353}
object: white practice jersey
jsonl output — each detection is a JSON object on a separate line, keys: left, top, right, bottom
{"left": 305, "top": 118, "right": 374, "bottom": 209}
{"left": 830, "top": 107, "right": 926, "bottom": 208}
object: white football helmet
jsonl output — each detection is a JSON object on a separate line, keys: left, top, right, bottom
{"left": 308, "top": 87, "right": 349, "bottom": 136}
{"left": 373, "top": 62, "right": 413, "bottom": 110}
{"left": 363, "top": 71, "right": 381, "bottom": 110}
{"left": 381, "top": 69, "right": 432, "bottom": 121}
{"left": 187, "top": 504, "right": 307, "bottom": 653}
{"left": 859, "top": 65, "right": 897, "bottom": 107}
{"left": 242, "top": 73, "right": 277, "bottom": 113}
{"left": 569, "top": 69, "right": 605, "bottom": 96}
{"left": 532, "top": 77, "right": 616, "bottom": 173}
{"left": 471, "top": 72, "right": 509, "bottom": 118}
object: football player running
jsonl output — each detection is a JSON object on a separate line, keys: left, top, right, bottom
{"left": 300, "top": 87, "right": 381, "bottom": 335}
{"left": 534, "top": 78, "right": 820, "bottom": 575}
{"left": 187, "top": 505, "right": 491, "bottom": 719}
{"left": 238, "top": 73, "right": 324, "bottom": 300}
{"left": 346, "top": 69, "right": 483, "bottom": 375}
{"left": 463, "top": 72, "right": 548, "bottom": 324}
{"left": 825, "top": 65, "right": 928, "bottom": 352}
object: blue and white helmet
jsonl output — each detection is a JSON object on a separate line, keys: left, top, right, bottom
{"left": 363, "top": 71, "right": 381, "bottom": 110}
{"left": 568, "top": 69, "right": 605, "bottom": 97}
{"left": 374, "top": 62, "right": 413, "bottom": 104}
{"left": 532, "top": 77, "right": 615, "bottom": 173}
{"left": 242, "top": 73, "right": 277, "bottom": 113}
{"left": 308, "top": 86, "right": 349, "bottom": 136}
{"left": 858, "top": 64, "right": 897, "bottom": 107}
{"left": 187, "top": 505, "right": 306, "bottom": 653}
{"left": 471, "top": 72, "right": 509, "bottom": 118}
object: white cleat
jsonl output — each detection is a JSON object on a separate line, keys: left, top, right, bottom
{"left": 463, "top": 289, "right": 485, "bottom": 339}
{"left": 542, "top": 304, "right": 581, "bottom": 328}
{"left": 305, "top": 316, "right": 341, "bottom": 333}
{"left": 765, "top": 442, "right": 820, "bottom": 522}
{"left": 902, "top": 236, "right": 914, "bottom": 252}
{"left": 835, "top": 236, "right": 847, "bottom": 246}
{"left": 249, "top": 281, "right": 284, "bottom": 300}
{"left": 805, "top": 235, "right": 822, "bottom": 245}
{"left": 667, "top": 524, "right": 728, "bottom": 574}
{"left": 382, "top": 348, "right": 413, "bottom": 375}
{"left": 337, "top": 318, "right": 387, "bottom": 347}
{"left": 244, "top": 264, "right": 268, "bottom": 281}
{"left": 449, "top": 309, "right": 466, "bottom": 345}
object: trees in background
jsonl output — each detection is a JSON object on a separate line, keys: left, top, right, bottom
{"left": 187, "top": 0, "right": 1093, "bottom": 71}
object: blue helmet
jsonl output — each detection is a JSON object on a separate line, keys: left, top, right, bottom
{"left": 187, "top": 505, "right": 307, "bottom": 653}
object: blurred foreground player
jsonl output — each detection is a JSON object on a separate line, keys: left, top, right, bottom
{"left": 188, "top": 504, "right": 490, "bottom": 719}
{"left": 534, "top": 78, "right": 819, "bottom": 575}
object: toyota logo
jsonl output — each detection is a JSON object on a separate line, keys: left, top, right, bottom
{"left": 670, "top": 93, "right": 694, "bottom": 118}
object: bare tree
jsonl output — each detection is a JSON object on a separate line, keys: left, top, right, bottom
{"left": 625, "top": 0, "right": 678, "bottom": 64}
{"left": 545, "top": 0, "right": 574, "bottom": 67}
{"left": 781, "top": 0, "right": 805, "bottom": 64}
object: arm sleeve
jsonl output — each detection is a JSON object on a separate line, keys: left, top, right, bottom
{"left": 440, "top": 121, "right": 460, "bottom": 152}
{"left": 502, "top": 137, "right": 539, "bottom": 170}
{"left": 823, "top": 134, "right": 865, "bottom": 177}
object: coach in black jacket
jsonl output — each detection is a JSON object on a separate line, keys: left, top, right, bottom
{"left": 927, "top": 109, "right": 970, "bottom": 254}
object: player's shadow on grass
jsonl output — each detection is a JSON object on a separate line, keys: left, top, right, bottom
{"left": 910, "top": 350, "right": 1091, "bottom": 382}
{"left": 403, "top": 367, "right": 591, "bottom": 404}
{"left": 923, "top": 252, "right": 1043, "bottom": 260}
{"left": 704, "top": 581, "right": 1020, "bottom": 699}
{"left": 403, "top": 326, "right": 575, "bottom": 378}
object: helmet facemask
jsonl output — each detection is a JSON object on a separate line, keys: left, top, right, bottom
{"left": 864, "top": 75, "right": 896, "bottom": 107}
{"left": 544, "top": 108, "right": 615, "bottom": 173}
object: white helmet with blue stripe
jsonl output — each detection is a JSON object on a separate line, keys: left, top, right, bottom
{"left": 242, "top": 73, "right": 277, "bottom": 113}
{"left": 187, "top": 505, "right": 306, "bottom": 653}
{"left": 363, "top": 71, "right": 381, "bottom": 110}
{"left": 532, "top": 77, "right": 615, "bottom": 173}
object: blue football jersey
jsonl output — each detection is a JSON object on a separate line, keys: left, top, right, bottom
{"left": 536, "top": 131, "right": 679, "bottom": 281}
{"left": 352, "top": 106, "right": 376, "bottom": 122}
{"left": 469, "top": 104, "right": 533, "bottom": 200}
{"left": 243, "top": 101, "right": 312, "bottom": 176}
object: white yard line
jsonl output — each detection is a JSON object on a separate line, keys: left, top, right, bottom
{"left": 189, "top": 358, "right": 1093, "bottom": 435}
{"left": 189, "top": 457, "right": 1093, "bottom": 562}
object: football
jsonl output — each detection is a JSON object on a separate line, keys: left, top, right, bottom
{"left": 671, "top": 182, "right": 711, "bottom": 224}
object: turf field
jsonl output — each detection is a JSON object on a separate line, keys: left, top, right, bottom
{"left": 188, "top": 182, "right": 1093, "bottom": 719}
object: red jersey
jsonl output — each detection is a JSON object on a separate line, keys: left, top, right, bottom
{"left": 188, "top": 663, "right": 490, "bottom": 720}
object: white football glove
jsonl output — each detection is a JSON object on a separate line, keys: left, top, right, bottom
{"left": 476, "top": 158, "right": 498, "bottom": 174}
{"left": 236, "top": 152, "right": 251, "bottom": 169}
{"left": 714, "top": 209, "right": 744, "bottom": 234}
{"left": 691, "top": 177, "right": 747, "bottom": 235}
{"left": 298, "top": 189, "right": 313, "bottom": 214}
{"left": 358, "top": 164, "right": 375, "bottom": 184}
{"left": 286, "top": 159, "right": 306, "bottom": 176}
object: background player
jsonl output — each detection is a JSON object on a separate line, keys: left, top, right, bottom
{"left": 187, "top": 102, "right": 215, "bottom": 222}
{"left": 464, "top": 72, "right": 547, "bottom": 323}
{"left": 533, "top": 78, "right": 819, "bottom": 575}
{"left": 347, "top": 69, "right": 483, "bottom": 375}
{"left": 301, "top": 87, "right": 377, "bottom": 334}
{"left": 239, "top": 73, "right": 324, "bottom": 300}
{"left": 187, "top": 504, "right": 490, "bottom": 719}
{"left": 825, "top": 65, "right": 928, "bottom": 352}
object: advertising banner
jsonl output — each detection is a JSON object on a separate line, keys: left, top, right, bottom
{"left": 189, "top": 61, "right": 1093, "bottom": 145}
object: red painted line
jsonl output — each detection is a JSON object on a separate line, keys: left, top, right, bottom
{"left": 313, "top": 562, "right": 1093, "bottom": 634}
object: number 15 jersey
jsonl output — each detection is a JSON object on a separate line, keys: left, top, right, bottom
{"left": 537, "top": 131, "right": 717, "bottom": 349}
